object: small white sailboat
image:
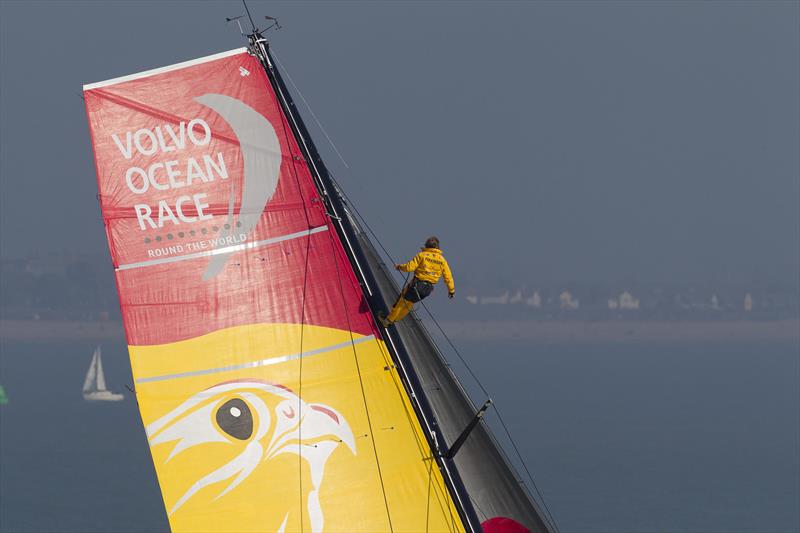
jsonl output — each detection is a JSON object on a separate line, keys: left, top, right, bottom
{"left": 83, "top": 346, "right": 124, "bottom": 401}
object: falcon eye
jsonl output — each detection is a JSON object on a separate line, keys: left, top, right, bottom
{"left": 215, "top": 398, "right": 253, "bottom": 440}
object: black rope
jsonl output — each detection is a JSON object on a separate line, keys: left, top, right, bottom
{"left": 272, "top": 80, "right": 315, "bottom": 531}
{"left": 413, "top": 298, "right": 560, "bottom": 533}
{"left": 295, "top": 234, "right": 312, "bottom": 531}
{"left": 425, "top": 455, "right": 434, "bottom": 533}
{"left": 274, "top": 55, "right": 457, "bottom": 531}
{"left": 333, "top": 181, "right": 561, "bottom": 533}
{"left": 324, "top": 228, "right": 395, "bottom": 533}
{"left": 370, "top": 321, "right": 458, "bottom": 530}
{"left": 469, "top": 495, "right": 489, "bottom": 524}
{"left": 272, "top": 49, "right": 559, "bottom": 532}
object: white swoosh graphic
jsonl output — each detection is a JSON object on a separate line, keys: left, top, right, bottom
{"left": 195, "top": 94, "right": 282, "bottom": 280}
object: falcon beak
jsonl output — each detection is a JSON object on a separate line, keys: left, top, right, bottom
{"left": 266, "top": 402, "right": 356, "bottom": 459}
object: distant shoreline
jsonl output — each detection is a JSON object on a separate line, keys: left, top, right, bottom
{"left": 435, "top": 318, "right": 799, "bottom": 343}
{"left": 1, "top": 319, "right": 797, "bottom": 343}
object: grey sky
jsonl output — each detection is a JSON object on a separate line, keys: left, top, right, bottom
{"left": 1, "top": 0, "right": 797, "bottom": 285}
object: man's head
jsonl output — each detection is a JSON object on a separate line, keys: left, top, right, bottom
{"left": 424, "top": 236, "right": 440, "bottom": 249}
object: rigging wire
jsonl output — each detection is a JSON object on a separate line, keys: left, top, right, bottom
{"left": 270, "top": 42, "right": 455, "bottom": 533}
{"left": 296, "top": 234, "right": 312, "bottom": 532}
{"left": 369, "top": 298, "right": 460, "bottom": 532}
{"left": 272, "top": 49, "right": 396, "bottom": 235}
{"left": 263, "top": 39, "right": 398, "bottom": 531}
{"left": 273, "top": 83, "right": 316, "bottom": 531}
{"left": 273, "top": 46, "right": 452, "bottom": 533}
{"left": 425, "top": 456, "right": 434, "bottom": 533}
{"left": 274, "top": 45, "right": 561, "bottom": 533}
{"left": 271, "top": 51, "right": 351, "bottom": 169}
{"left": 324, "top": 229, "right": 395, "bottom": 533}
{"left": 343, "top": 195, "right": 561, "bottom": 533}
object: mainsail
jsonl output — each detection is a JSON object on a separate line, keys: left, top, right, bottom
{"left": 83, "top": 345, "right": 124, "bottom": 401}
{"left": 84, "top": 31, "right": 554, "bottom": 533}
{"left": 82, "top": 346, "right": 99, "bottom": 394}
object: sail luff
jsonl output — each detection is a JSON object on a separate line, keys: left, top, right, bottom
{"left": 83, "top": 348, "right": 98, "bottom": 393}
{"left": 95, "top": 346, "right": 107, "bottom": 392}
{"left": 252, "top": 36, "right": 484, "bottom": 533}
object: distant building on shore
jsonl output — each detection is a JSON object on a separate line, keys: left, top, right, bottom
{"left": 560, "top": 291, "right": 579, "bottom": 310}
{"left": 619, "top": 291, "right": 640, "bottom": 310}
{"left": 744, "top": 293, "right": 753, "bottom": 312}
{"left": 608, "top": 291, "right": 639, "bottom": 310}
{"left": 481, "top": 291, "right": 510, "bottom": 305}
{"left": 526, "top": 291, "right": 542, "bottom": 308}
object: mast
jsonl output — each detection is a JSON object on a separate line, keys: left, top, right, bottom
{"left": 247, "top": 31, "right": 484, "bottom": 533}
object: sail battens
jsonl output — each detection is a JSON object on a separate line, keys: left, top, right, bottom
{"left": 116, "top": 225, "right": 328, "bottom": 271}
{"left": 136, "top": 334, "right": 376, "bottom": 384}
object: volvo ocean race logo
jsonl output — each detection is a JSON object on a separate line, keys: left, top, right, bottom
{"left": 112, "top": 95, "right": 281, "bottom": 280}
{"left": 145, "top": 380, "right": 356, "bottom": 533}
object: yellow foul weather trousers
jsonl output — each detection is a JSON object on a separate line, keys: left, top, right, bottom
{"left": 385, "top": 278, "right": 435, "bottom": 324}
{"left": 386, "top": 297, "right": 415, "bottom": 323}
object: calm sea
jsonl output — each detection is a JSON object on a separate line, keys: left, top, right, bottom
{"left": 0, "top": 339, "right": 797, "bottom": 533}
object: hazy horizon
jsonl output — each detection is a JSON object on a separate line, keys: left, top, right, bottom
{"left": 1, "top": 1, "right": 798, "bottom": 285}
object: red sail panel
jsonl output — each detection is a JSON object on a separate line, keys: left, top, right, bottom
{"left": 85, "top": 49, "right": 369, "bottom": 345}
{"left": 84, "top": 49, "right": 464, "bottom": 532}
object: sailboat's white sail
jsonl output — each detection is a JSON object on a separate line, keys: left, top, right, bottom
{"left": 95, "top": 347, "right": 107, "bottom": 391}
{"left": 83, "top": 346, "right": 123, "bottom": 401}
{"left": 82, "top": 347, "right": 99, "bottom": 394}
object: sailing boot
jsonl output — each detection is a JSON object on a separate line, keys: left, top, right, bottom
{"left": 377, "top": 312, "right": 393, "bottom": 328}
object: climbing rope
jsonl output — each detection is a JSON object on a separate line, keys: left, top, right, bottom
{"left": 271, "top": 79, "right": 317, "bottom": 531}
{"left": 274, "top": 48, "right": 561, "bottom": 533}
{"left": 324, "top": 227, "right": 395, "bottom": 533}
{"left": 341, "top": 190, "right": 561, "bottom": 533}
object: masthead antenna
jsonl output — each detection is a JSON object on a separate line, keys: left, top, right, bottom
{"left": 226, "top": 15, "right": 247, "bottom": 36}
{"left": 242, "top": 0, "right": 257, "bottom": 34}
{"left": 230, "top": 2, "right": 280, "bottom": 38}
{"left": 264, "top": 15, "right": 282, "bottom": 32}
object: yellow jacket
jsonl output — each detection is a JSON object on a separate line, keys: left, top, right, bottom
{"left": 398, "top": 248, "right": 455, "bottom": 294}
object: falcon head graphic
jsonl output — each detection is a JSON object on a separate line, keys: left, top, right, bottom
{"left": 145, "top": 379, "right": 356, "bottom": 532}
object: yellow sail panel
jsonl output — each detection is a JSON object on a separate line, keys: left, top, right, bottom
{"left": 133, "top": 324, "right": 463, "bottom": 532}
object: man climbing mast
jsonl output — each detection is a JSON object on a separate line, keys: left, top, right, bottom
{"left": 380, "top": 236, "right": 455, "bottom": 327}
